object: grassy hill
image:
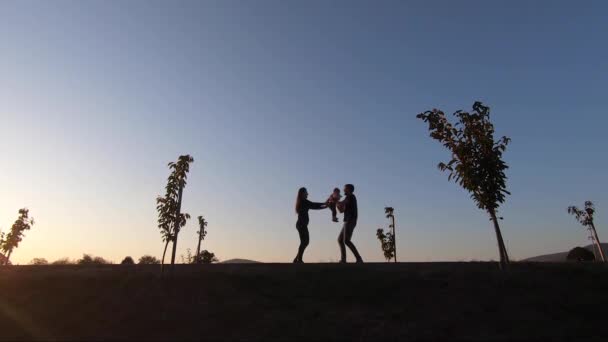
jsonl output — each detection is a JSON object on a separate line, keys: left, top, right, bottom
{"left": 0, "top": 262, "right": 607, "bottom": 340}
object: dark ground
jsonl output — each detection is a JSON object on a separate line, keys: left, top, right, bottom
{"left": 0, "top": 262, "right": 607, "bottom": 341}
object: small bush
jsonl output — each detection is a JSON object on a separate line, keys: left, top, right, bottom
{"left": 567, "top": 247, "right": 595, "bottom": 262}
{"left": 196, "top": 250, "right": 219, "bottom": 264}
{"left": 138, "top": 255, "right": 160, "bottom": 265}
{"left": 121, "top": 256, "right": 135, "bottom": 265}
{"left": 29, "top": 258, "right": 49, "bottom": 265}
{"left": 51, "top": 257, "right": 73, "bottom": 265}
{"left": 77, "top": 254, "right": 111, "bottom": 265}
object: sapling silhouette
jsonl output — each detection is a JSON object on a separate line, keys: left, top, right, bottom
{"left": 376, "top": 207, "right": 397, "bottom": 262}
{"left": 417, "top": 102, "right": 511, "bottom": 269}
{"left": 156, "top": 155, "right": 194, "bottom": 270}
{"left": 568, "top": 201, "right": 605, "bottom": 262}
{"left": 376, "top": 228, "right": 395, "bottom": 261}
{"left": 196, "top": 216, "right": 208, "bottom": 263}
{"left": 1, "top": 208, "right": 34, "bottom": 265}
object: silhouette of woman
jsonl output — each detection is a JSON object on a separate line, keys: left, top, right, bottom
{"left": 294, "top": 187, "right": 327, "bottom": 263}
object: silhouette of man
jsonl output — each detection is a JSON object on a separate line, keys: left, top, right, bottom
{"left": 337, "top": 184, "right": 363, "bottom": 263}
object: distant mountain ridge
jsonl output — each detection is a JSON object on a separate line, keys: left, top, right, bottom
{"left": 524, "top": 243, "right": 608, "bottom": 262}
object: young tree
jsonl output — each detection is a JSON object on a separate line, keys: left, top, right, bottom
{"left": 376, "top": 228, "right": 395, "bottom": 261}
{"left": 195, "top": 216, "right": 208, "bottom": 263}
{"left": 376, "top": 207, "right": 397, "bottom": 262}
{"left": 2, "top": 208, "right": 35, "bottom": 265}
{"left": 568, "top": 201, "right": 605, "bottom": 262}
{"left": 385, "top": 207, "right": 397, "bottom": 262}
{"left": 417, "top": 102, "right": 511, "bottom": 269}
{"left": 156, "top": 155, "right": 194, "bottom": 269}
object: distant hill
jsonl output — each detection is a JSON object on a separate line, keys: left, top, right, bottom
{"left": 221, "top": 258, "right": 261, "bottom": 264}
{"left": 524, "top": 243, "right": 608, "bottom": 262}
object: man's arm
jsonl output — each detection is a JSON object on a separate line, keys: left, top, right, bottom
{"left": 337, "top": 198, "right": 347, "bottom": 213}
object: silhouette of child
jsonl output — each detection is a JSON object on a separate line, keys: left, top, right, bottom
{"left": 327, "top": 188, "right": 342, "bottom": 222}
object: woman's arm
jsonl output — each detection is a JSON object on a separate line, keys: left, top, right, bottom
{"left": 307, "top": 200, "right": 327, "bottom": 210}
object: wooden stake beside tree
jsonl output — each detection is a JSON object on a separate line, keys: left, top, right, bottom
{"left": 417, "top": 102, "right": 511, "bottom": 269}
{"left": 568, "top": 201, "right": 606, "bottom": 262}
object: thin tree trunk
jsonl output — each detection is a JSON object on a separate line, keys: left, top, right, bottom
{"left": 392, "top": 216, "right": 397, "bottom": 263}
{"left": 161, "top": 238, "right": 170, "bottom": 273}
{"left": 589, "top": 222, "right": 606, "bottom": 262}
{"left": 5, "top": 250, "right": 12, "bottom": 266}
{"left": 489, "top": 209, "right": 509, "bottom": 269}
{"left": 196, "top": 232, "right": 202, "bottom": 264}
{"left": 588, "top": 228, "right": 599, "bottom": 260}
{"left": 170, "top": 183, "right": 184, "bottom": 266}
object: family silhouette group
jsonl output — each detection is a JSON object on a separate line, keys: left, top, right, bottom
{"left": 294, "top": 184, "right": 363, "bottom": 263}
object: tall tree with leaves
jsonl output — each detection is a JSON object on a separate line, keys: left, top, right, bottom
{"left": 568, "top": 201, "right": 605, "bottom": 262}
{"left": 2, "top": 208, "right": 35, "bottom": 265}
{"left": 195, "top": 216, "right": 208, "bottom": 263}
{"left": 417, "top": 102, "right": 511, "bottom": 269}
{"left": 156, "top": 155, "right": 194, "bottom": 268}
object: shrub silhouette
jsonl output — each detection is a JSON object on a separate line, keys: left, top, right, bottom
{"left": 567, "top": 247, "right": 595, "bottom": 262}
{"left": 51, "top": 258, "right": 73, "bottom": 265}
{"left": 29, "top": 258, "right": 49, "bottom": 265}
{"left": 121, "top": 256, "right": 135, "bottom": 265}
{"left": 77, "top": 254, "right": 110, "bottom": 265}
{"left": 196, "top": 250, "right": 219, "bottom": 264}
{"left": 138, "top": 255, "right": 160, "bottom": 265}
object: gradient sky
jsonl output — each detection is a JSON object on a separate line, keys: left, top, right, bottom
{"left": 1, "top": 0, "right": 607, "bottom": 264}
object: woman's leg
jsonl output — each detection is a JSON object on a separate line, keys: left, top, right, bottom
{"left": 295, "top": 224, "right": 310, "bottom": 262}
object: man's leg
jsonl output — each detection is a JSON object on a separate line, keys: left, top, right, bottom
{"left": 337, "top": 224, "right": 347, "bottom": 262}
{"left": 344, "top": 221, "right": 363, "bottom": 262}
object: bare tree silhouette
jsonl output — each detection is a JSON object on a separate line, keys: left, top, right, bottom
{"left": 156, "top": 155, "right": 194, "bottom": 270}
{"left": 568, "top": 201, "right": 605, "bottom": 262}
{"left": 1, "top": 208, "right": 34, "bottom": 265}
{"left": 417, "top": 102, "right": 511, "bottom": 269}
{"left": 195, "top": 216, "right": 208, "bottom": 264}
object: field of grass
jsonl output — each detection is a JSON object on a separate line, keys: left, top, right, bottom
{"left": 0, "top": 262, "right": 607, "bottom": 341}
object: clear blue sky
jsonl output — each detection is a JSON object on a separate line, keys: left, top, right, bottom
{"left": 1, "top": 0, "right": 607, "bottom": 264}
